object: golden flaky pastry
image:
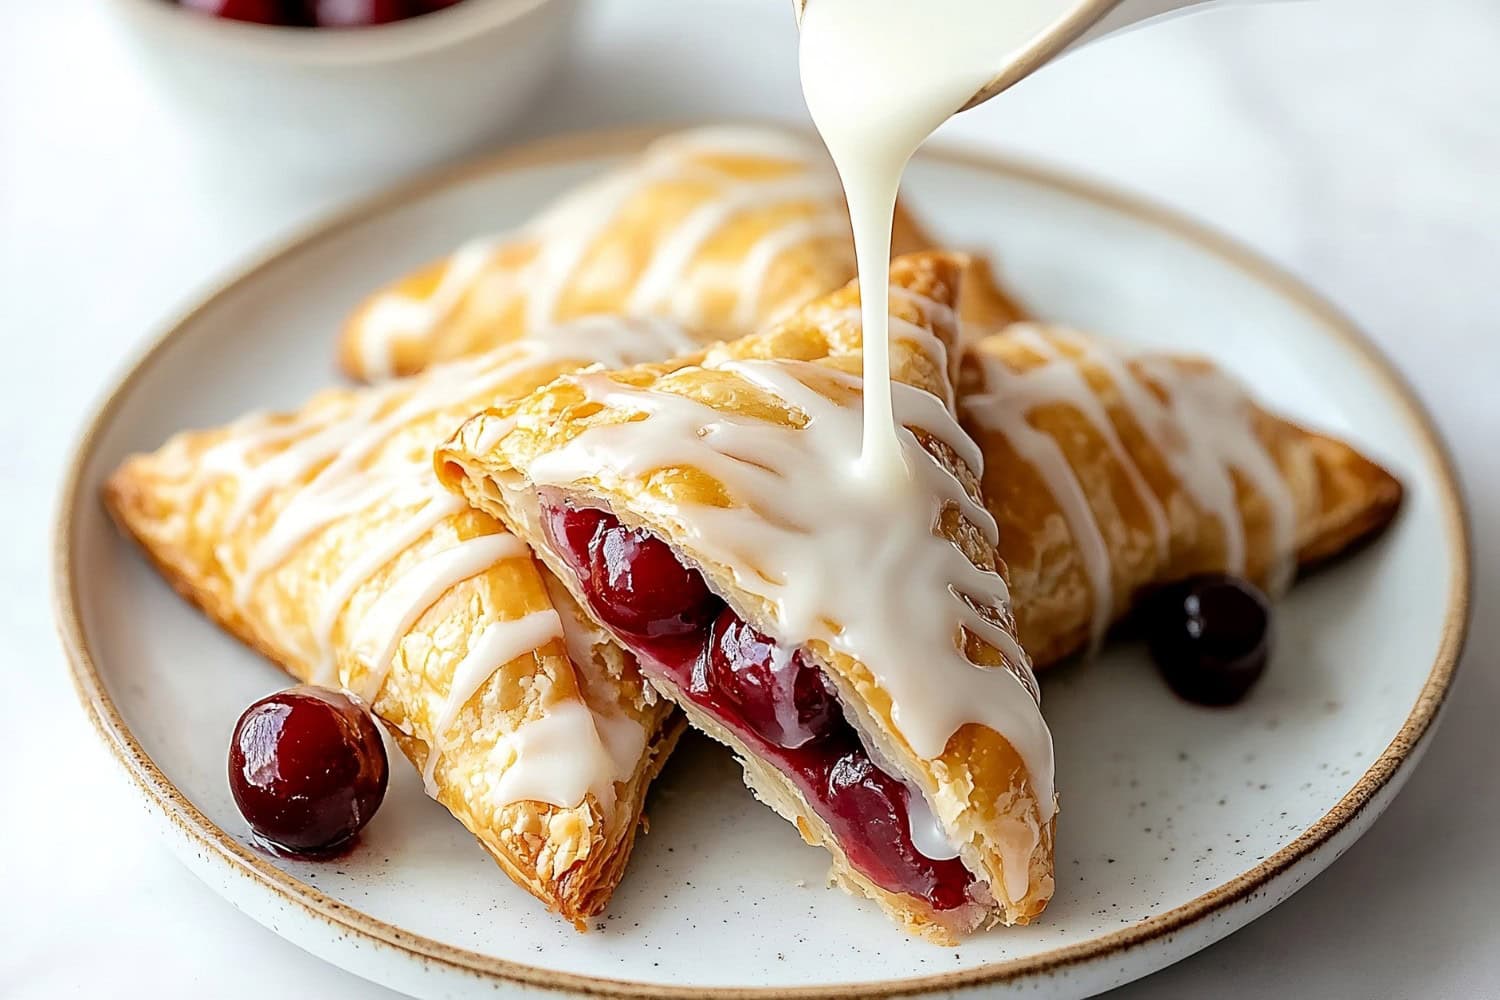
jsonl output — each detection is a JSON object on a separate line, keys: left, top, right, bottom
{"left": 103, "top": 316, "right": 726, "bottom": 926}
{"left": 437, "top": 253, "right": 1057, "bottom": 944}
{"left": 338, "top": 125, "right": 935, "bottom": 380}
{"left": 960, "top": 321, "right": 1403, "bottom": 668}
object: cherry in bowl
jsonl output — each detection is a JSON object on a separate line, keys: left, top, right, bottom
{"left": 228, "top": 685, "right": 388, "bottom": 855}
{"left": 175, "top": 0, "right": 466, "bottom": 28}
{"left": 1144, "top": 573, "right": 1272, "bottom": 707}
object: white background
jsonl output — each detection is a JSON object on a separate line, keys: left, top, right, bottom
{"left": 3, "top": 1, "right": 1496, "bottom": 996}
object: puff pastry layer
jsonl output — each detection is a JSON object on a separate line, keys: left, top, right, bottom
{"left": 961, "top": 321, "right": 1403, "bottom": 667}
{"left": 105, "top": 318, "right": 711, "bottom": 925}
{"left": 437, "top": 253, "right": 1057, "bottom": 944}
{"left": 339, "top": 126, "right": 935, "bottom": 380}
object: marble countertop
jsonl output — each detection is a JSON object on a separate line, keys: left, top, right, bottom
{"left": 4, "top": 0, "right": 1495, "bottom": 996}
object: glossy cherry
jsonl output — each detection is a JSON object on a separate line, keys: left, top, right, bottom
{"left": 538, "top": 497, "right": 975, "bottom": 910}
{"left": 1145, "top": 574, "right": 1272, "bottom": 706}
{"left": 546, "top": 502, "right": 612, "bottom": 563}
{"left": 823, "top": 751, "right": 973, "bottom": 912}
{"left": 228, "top": 686, "right": 388, "bottom": 855}
{"left": 176, "top": 0, "right": 458, "bottom": 25}
{"left": 179, "top": 0, "right": 294, "bottom": 25}
{"left": 701, "top": 608, "right": 840, "bottom": 749}
{"left": 309, "top": 0, "right": 415, "bottom": 26}
{"left": 542, "top": 502, "right": 721, "bottom": 638}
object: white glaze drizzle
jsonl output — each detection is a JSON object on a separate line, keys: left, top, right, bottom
{"left": 357, "top": 238, "right": 502, "bottom": 381}
{"left": 349, "top": 532, "right": 529, "bottom": 701}
{"left": 217, "top": 349, "right": 536, "bottom": 606}
{"left": 213, "top": 319, "right": 705, "bottom": 621}
{"left": 194, "top": 315, "right": 700, "bottom": 814}
{"left": 905, "top": 786, "right": 961, "bottom": 861}
{"left": 1127, "top": 351, "right": 1298, "bottom": 595}
{"left": 963, "top": 324, "right": 1299, "bottom": 634}
{"left": 485, "top": 700, "right": 647, "bottom": 816}
{"left": 309, "top": 491, "right": 469, "bottom": 685}
{"left": 421, "top": 609, "right": 566, "bottom": 794}
{"left": 522, "top": 356, "right": 1055, "bottom": 824}
{"left": 794, "top": 2, "right": 1091, "bottom": 886}
{"left": 520, "top": 168, "right": 669, "bottom": 332}
{"left": 1053, "top": 327, "right": 1296, "bottom": 593}
{"left": 212, "top": 393, "right": 390, "bottom": 533}
{"left": 730, "top": 215, "right": 849, "bottom": 330}
{"left": 351, "top": 127, "right": 853, "bottom": 373}
{"left": 625, "top": 175, "right": 843, "bottom": 321}
{"left": 800, "top": 3, "right": 1022, "bottom": 485}
{"left": 789, "top": 0, "right": 1248, "bottom": 898}
{"left": 962, "top": 325, "right": 1171, "bottom": 647}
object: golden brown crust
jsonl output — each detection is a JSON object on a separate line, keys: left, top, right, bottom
{"left": 958, "top": 255, "right": 1031, "bottom": 334}
{"left": 1294, "top": 428, "right": 1404, "bottom": 567}
{"left": 103, "top": 342, "right": 681, "bottom": 925}
{"left": 338, "top": 127, "right": 937, "bottom": 381}
{"left": 959, "top": 324, "right": 1403, "bottom": 669}
{"left": 436, "top": 252, "right": 1057, "bottom": 939}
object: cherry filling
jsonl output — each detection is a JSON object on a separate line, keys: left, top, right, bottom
{"left": 701, "top": 609, "right": 841, "bottom": 750}
{"left": 542, "top": 498, "right": 975, "bottom": 911}
{"left": 560, "top": 506, "right": 720, "bottom": 639}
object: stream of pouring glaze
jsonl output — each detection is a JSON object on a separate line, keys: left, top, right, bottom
{"left": 798, "top": 0, "right": 1226, "bottom": 478}
{"left": 798, "top": 0, "right": 1103, "bottom": 483}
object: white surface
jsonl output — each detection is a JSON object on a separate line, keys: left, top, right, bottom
{"left": 60, "top": 136, "right": 1458, "bottom": 997}
{"left": 3, "top": 0, "right": 1495, "bottom": 997}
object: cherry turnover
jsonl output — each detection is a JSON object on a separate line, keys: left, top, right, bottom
{"left": 542, "top": 498, "right": 975, "bottom": 912}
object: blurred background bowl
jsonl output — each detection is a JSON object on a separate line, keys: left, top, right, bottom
{"left": 110, "top": 0, "right": 579, "bottom": 181}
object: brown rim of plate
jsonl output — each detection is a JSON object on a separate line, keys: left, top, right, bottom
{"left": 52, "top": 123, "right": 1472, "bottom": 998}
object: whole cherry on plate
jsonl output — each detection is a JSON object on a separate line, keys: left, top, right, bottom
{"left": 228, "top": 685, "right": 388, "bottom": 855}
{"left": 1144, "top": 573, "right": 1272, "bottom": 706}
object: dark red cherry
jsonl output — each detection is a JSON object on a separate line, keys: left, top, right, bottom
{"left": 541, "top": 500, "right": 721, "bottom": 639}
{"left": 590, "top": 522, "right": 719, "bottom": 637}
{"left": 702, "top": 609, "right": 840, "bottom": 749}
{"left": 228, "top": 686, "right": 388, "bottom": 855}
{"left": 179, "top": 0, "right": 297, "bottom": 25}
{"left": 823, "top": 751, "right": 973, "bottom": 911}
{"left": 544, "top": 502, "right": 611, "bottom": 575}
{"left": 1145, "top": 574, "right": 1272, "bottom": 706}
{"left": 309, "top": 0, "right": 413, "bottom": 25}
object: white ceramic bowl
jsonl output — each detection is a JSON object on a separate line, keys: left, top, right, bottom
{"left": 110, "top": 0, "right": 579, "bottom": 179}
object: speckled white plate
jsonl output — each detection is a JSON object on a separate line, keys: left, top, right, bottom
{"left": 55, "top": 126, "right": 1469, "bottom": 999}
